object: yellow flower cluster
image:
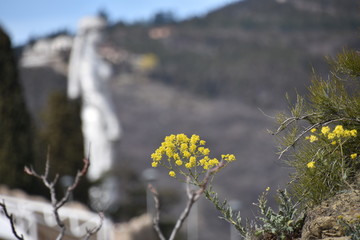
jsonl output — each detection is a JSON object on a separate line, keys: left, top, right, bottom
{"left": 169, "top": 171, "right": 176, "bottom": 177}
{"left": 221, "top": 154, "right": 236, "bottom": 162}
{"left": 307, "top": 161, "right": 315, "bottom": 169}
{"left": 150, "top": 133, "right": 236, "bottom": 178}
{"left": 305, "top": 125, "right": 358, "bottom": 169}
{"left": 306, "top": 125, "right": 357, "bottom": 143}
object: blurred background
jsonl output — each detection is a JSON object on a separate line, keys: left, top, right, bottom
{"left": 0, "top": 0, "right": 360, "bottom": 239}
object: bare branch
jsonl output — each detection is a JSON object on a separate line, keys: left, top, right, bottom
{"left": 0, "top": 200, "right": 24, "bottom": 240}
{"left": 45, "top": 147, "right": 51, "bottom": 178}
{"left": 270, "top": 113, "right": 318, "bottom": 136}
{"left": 168, "top": 178, "right": 201, "bottom": 240}
{"left": 84, "top": 212, "right": 104, "bottom": 240}
{"left": 24, "top": 155, "right": 90, "bottom": 240}
{"left": 149, "top": 162, "right": 225, "bottom": 240}
{"left": 278, "top": 122, "right": 322, "bottom": 159}
{"left": 199, "top": 160, "right": 226, "bottom": 192}
{"left": 57, "top": 158, "right": 89, "bottom": 209}
{"left": 148, "top": 184, "right": 166, "bottom": 240}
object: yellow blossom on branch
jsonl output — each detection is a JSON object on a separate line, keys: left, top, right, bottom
{"left": 350, "top": 129, "right": 357, "bottom": 137}
{"left": 333, "top": 125, "right": 345, "bottom": 137}
{"left": 327, "top": 133, "right": 336, "bottom": 140}
{"left": 351, "top": 153, "right": 357, "bottom": 159}
{"left": 222, "top": 154, "right": 236, "bottom": 162}
{"left": 307, "top": 125, "right": 357, "bottom": 143}
{"left": 321, "top": 126, "right": 330, "bottom": 135}
{"left": 307, "top": 161, "right": 315, "bottom": 168}
{"left": 309, "top": 135, "right": 318, "bottom": 142}
{"left": 150, "top": 133, "right": 237, "bottom": 181}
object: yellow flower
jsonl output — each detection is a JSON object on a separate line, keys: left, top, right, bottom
{"left": 165, "top": 134, "right": 176, "bottom": 142}
{"left": 202, "top": 148, "right": 210, "bottom": 155}
{"left": 310, "top": 128, "right": 316, "bottom": 133}
{"left": 189, "top": 144, "right": 197, "bottom": 153}
{"left": 343, "top": 130, "right": 351, "bottom": 137}
{"left": 228, "top": 154, "right": 236, "bottom": 162}
{"left": 166, "top": 149, "right": 173, "bottom": 158}
{"left": 351, "top": 153, "right": 357, "bottom": 159}
{"left": 182, "top": 151, "right": 191, "bottom": 158}
{"left": 180, "top": 143, "right": 188, "bottom": 151}
{"left": 151, "top": 133, "right": 236, "bottom": 180}
{"left": 266, "top": 187, "right": 270, "bottom": 191}
{"left": 321, "top": 126, "right": 330, "bottom": 135}
{"left": 222, "top": 154, "right": 236, "bottom": 162}
{"left": 309, "top": 135, "right": 318, "bottom": 143}
{"left": 307, "top": 161, "right": 315, "bottom": 168}
{"left": 207, "top": 158, "right": 219, "bottom": 168}
{"left": 333, "top": 125, "right": 344, "bottom": 137}
{"left": 176, "top": 133, "right": 189, "bottom": 143}
{"left": 350, "top": 129, "right": 357, "bottom": 137}
{"left": 331, "top": 141, "right": 337, "bottom": 145}
{"left": 190, "top": 134, "right": 200, "bottom": 144}
{"left": 327, "top": 133, "right": 336, "bottom": 140}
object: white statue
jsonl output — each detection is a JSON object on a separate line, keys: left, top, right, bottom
{"left": 67, "top": 16, "right": 121, "bottom": 181}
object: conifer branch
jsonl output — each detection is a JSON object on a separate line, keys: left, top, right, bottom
{"left": 276, "top": 117, "right": 360, "bottom": 159}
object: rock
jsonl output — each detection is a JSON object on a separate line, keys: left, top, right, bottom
{"left": 301, "top": 190, "right": 360, "bottom": 240}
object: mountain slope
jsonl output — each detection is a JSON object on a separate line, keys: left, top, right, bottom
{"left": 109, "top": 0, "right": 360, "bottom": 107}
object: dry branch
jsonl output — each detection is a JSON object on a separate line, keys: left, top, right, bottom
{"left": 149, "top": 160, "right": 226, "bottom": 240}
{"left": 0, "top": 200, "right": 24, "bottom": 240}
{"left": 22, "top": 154, "right": 102, "bottom": 240}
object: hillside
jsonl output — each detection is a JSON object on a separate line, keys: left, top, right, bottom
{"left": 108, "top": 0, "right": 360, "bottom": 107}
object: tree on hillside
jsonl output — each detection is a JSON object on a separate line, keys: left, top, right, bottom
{"left": 0, "top": 27, "right": 35, "bottom": 190}
{"left": 38, "top": 92, "right": 89, "bottom": 203}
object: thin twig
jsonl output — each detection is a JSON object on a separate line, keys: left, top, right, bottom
{"left": 277, "top": 117, "right": 360, "bottom": 159}
{"left": 24, "top": 155, "right": 90, "bottom": 240}
{"left": 0, "top": 200, "right": 24, "bottom": 240}
{"left": 278, "top": 122, "right": 322, "bottom": 159}
{"left": 168, "top": 177, "right": 200, "bottom": 240}
{"left": 271, "top": 113, "right": 319, "bottom": 135}
{"left": 149, "top": 161, "right": 226, "bottom": 240}
{"left": 84, "top": 212, "right": 104, "bottom": 240}
{"left": 57, "top": 158, "right": 89, "bottom": 209}
{"left": 148, "top": 184, "right": 166, "bottom": 240}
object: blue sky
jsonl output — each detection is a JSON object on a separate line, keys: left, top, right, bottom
{"left": 0, "top": 0, "right": 236, "bottom": 46}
